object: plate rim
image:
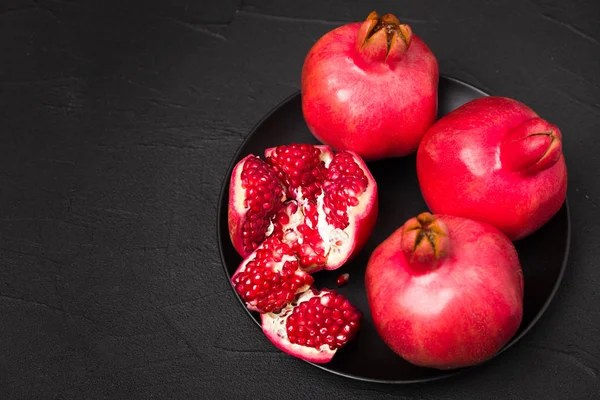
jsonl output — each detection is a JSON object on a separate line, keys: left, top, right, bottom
{"left": 215, "top": 75, "right": 572, "bottom": 384}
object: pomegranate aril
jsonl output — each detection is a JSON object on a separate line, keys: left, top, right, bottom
{"left": 336, "top": 273, "right": 350, "bottom": 287}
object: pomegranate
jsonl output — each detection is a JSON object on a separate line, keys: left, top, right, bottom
{"left": 417, "top": 96, "right": 568, "bottom": 240}
{"left": 262, "top": 288, "right": 362, "bottom": 364}
{"left": 229, "top": 143, "right": 377, "bottom": 313}
{"left": 365, "top": 212, "right": 524, "bottom": 370}
{"left": 301, "top": 11, "right": 439, "bottom": 161}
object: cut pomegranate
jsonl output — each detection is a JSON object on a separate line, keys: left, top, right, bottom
{"left": 261, "top": 288, "right": 362, "bottom": 364}
{"left": 228, "top": 143, "right": 374, "bottom": 362}
{"left": 231, "top": 237, "right": 314, "bottom": 313}
{"left": 228, "top": 143, "right": 378, "bottom": 274}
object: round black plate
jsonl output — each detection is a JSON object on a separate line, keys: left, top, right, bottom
{"left": 217, "top": 76, "right": 571, "bottom": 384}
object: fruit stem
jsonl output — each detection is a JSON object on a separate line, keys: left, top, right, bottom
{"left": 500, "top": 117, "right": 563, "bottom": 174}
{"left": 356, "top": 11, "right": 412, "bottom": 67}
{"left": 400, "top": 212, "right": 450, "bottom": 271}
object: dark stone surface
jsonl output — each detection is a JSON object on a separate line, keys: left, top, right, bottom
{"left": 0, "top": 0, "right": 599, "bottom": 398}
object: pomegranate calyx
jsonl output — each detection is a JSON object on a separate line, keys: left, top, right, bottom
{"left": 500, "top": 117, "right": 563, "bottom": 174}
{"left": 356, "top": 11, "right": 412, "bottom": 65}
{"left": 401, "top": 212, "right": 450, "bottom": 269}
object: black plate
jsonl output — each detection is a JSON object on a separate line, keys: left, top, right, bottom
{"left": 217, "top": 76, "right": 571, "bottom": 384}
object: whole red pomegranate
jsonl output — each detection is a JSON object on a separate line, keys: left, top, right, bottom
{"left": 365, "top": 212, "right": 524, "bottom": 370}
{"left": 301, "top": 11, "right": 439, "bottom": 161}
{"left": 417, "top": 96, "right": 567, "bottom": 241}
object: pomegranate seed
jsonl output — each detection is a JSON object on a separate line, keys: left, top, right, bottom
{"left": 336, "top": 273, "right": 350, "bottom": 287}
{"left": 334, "top": 296, "right": 344, "bottom": 307}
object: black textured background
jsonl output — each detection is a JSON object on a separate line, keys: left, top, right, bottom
{"left": 1, "top": 0, "right": 599, "bottom": 399}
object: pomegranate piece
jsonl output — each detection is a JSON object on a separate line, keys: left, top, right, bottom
{"left": 301, "top": 11, "right": 439, "bottom": 161}
{"left": 228, "top": 143, "right": 378, "bottom": 273}
{"left": 417, "top": 96, "right": 568, "bottom": 240}
{"left": 231, "top": 237, "right": 314, "bottom": 314}
{"left": 261, "top": 288, "right": 362, "bottom": 364}
{"left": 366, "top": 212, "right": 524, "bottom": 370}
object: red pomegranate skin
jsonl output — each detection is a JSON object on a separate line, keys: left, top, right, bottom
{"left": 365, "top": 214, "right": 524, "bottom": 370}
{"left": 417, "top": 96, "right": 567, "bottom": 241}
{"left": 301, "top": 12, "right": 439, "bottom": 161}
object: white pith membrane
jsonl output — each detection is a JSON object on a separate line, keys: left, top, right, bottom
{"left": 261, "top": 289, "right": 335, "bottom": 359}
{"left": 279, "top": 186, "right": 353, "bottom": 270}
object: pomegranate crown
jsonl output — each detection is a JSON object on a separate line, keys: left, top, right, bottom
{"left": 500, "top": 117, "right": 563, "bottom": 175}
{"left": 356, "top": 11, "right": 413, "bottom": 65}
{"left": 401, "top": 212, "right": 450, "bottom": 270}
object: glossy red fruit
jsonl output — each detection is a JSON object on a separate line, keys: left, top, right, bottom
{"left": 301, "top": 11, "right": 439, "bottom": 161}
{"left": 229, "top": 143, "right": 377, "bottom": 314}
{"left": 365, "top": 212, "right": 524, "bottom": 370}
{"left": 417, "top": 96, "right": 567, "bottom": 241}
{"left": 262, "top": 288, "right": 362, "bottom": 363}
